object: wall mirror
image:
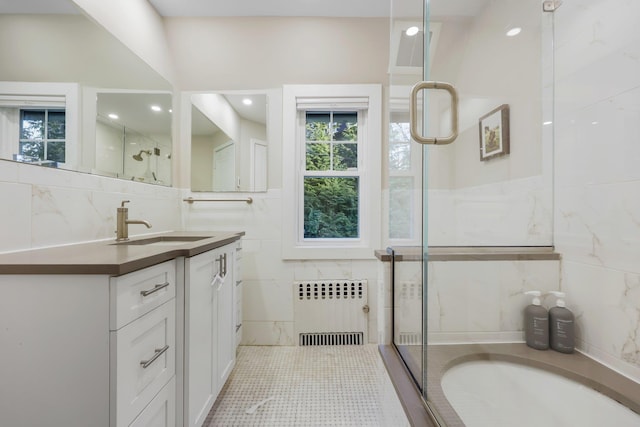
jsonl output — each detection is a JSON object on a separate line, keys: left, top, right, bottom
{"left": 92, "top": 91, "right": 172, "bottom": 184}
{"left": 0, "top": 0, "right": 173, "bottom": 186}
{"left": 190, "top": 92, "right": 268, "bottom": 192}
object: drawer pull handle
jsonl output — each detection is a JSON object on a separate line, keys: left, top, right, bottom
{"left": 140, "top": 345, "right": 170, "bottom": 369}
{"left": 140, "top": 282, "right": 170, "bottom": 297}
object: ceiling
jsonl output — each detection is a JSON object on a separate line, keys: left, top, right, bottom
{"left": 148, "top": 0, "right": 390, "bottom": 17}
{"left": 0, "top": 0, "right": 489, "bottom": 19}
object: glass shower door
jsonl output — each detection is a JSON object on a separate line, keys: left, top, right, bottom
{"left": 388, "top": 0, "right": 427, "bottom": 394}
{"left": 390, "top": 0, "right": 555, "bottom": 423}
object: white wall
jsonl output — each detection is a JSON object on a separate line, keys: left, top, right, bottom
{"left": 0, "top": 14, "right": 170, "bottom": 90}
{"left": 95, "top": 120, "right": 124, "bottom": 176}
{"left": 175, "top": 17, "right": 390, "bottom": 344}
{"left": 190, "top": 134, "right": 214, "bottom": 191}
{"left": 165, "top": 17, "right": 389, "bottom": 90}
{"left": 553, "top": 0, "right": 640, "bottom": 381}
{"left": 71, "top": 0, "right": 175, "bottom": 87}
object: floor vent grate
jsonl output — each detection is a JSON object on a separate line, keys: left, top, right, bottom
{"left": 299, "top": 332, "right": 364, "bottom": 346}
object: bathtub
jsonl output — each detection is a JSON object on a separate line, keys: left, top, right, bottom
{"left": 441, "top": 360, "right": 640, "bottom": 427}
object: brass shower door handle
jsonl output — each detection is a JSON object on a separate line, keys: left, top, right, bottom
{"left": 409, "top": 81, "right": 459, "bottom": 145}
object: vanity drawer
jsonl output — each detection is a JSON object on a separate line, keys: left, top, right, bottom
{"left": 110, "top": 260, "right": 176, "bottom": 330}
{"left": 111, "top": 301, "right": 175, "bottom": 427}
{"left": 129, "top": 377, "right": 176, "bottom": 427}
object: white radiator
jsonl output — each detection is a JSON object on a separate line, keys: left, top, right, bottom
{"left": 293, "top": 280, "right": 368, "bottom": 345}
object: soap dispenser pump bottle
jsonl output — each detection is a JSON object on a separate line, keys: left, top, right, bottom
{"left": 524, "top": 291, "right": 549, "bottom": 350}
{"left": 548, "top": 291, "right": 575, "bottom": 353}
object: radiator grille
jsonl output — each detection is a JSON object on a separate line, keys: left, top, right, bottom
{"left": 299, "top": 332, "right": 363, "bottom": 346}
{"left": 396, "top": 332, "right": 422, "bottom": 346}
{"left": 294, "top": 280, "right": 368, "bottom": 346}
{"left": 297, "top": 281, "right": 364, "bottom": 300}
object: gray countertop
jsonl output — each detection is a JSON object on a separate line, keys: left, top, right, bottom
{"left": 0, "top": 231, "right": 244, "bottom": 275}
{"left": 375, "top": 246, "right": 560, "bottom": 262}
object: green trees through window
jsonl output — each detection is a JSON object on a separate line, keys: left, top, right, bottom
{"left": 303, "top": 111, "right": 360, "bottom": 239}
{"left": 19, "top": 109, "right": 66, "bottom": 164}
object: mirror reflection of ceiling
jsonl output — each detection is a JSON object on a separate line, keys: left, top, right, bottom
{"left": 97, "top": 93, "right": 172, "bottom": 134}
{"left": 191, "top": 94, "right": 266, "bottom": 136}
{"left": 224, "top": 94, "right": 267, "bottom": 125}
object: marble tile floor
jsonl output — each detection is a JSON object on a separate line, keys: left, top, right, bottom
{"left": 205, "top": 345, "right": 410, "bottom": 426}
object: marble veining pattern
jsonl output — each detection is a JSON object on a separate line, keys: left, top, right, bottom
{"left": 427, "top": 176, "right": 553, "bottom": 247}
{"left": 621, "top": 273, "right": 640, "bottom": 366}
{"left": 205, "top": 345, "right": 408, "bottom": 426}
{"left": 0, "top": 160, "right": 182, "bottom": 252}
{"left": 554, "top": 0, "right": 640, "bottom": 380}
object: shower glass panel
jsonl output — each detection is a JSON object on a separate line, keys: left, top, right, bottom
{"left": 389, "top": 0, "right": 555, "bottom": 423}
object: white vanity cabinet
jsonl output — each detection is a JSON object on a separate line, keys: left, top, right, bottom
{"left": 0, "top": 259, "right": 177, "bottom": 427}
{"left": 0, "top": 232, "right": 243, "bottom": 427}
{"left": 183, "top": 242, "right": 236, "bottom": 427}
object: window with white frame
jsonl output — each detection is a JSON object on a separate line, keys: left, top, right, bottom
{"left": 282, "top": 85, "right": 381, "bottom": 260}
{"left": 19, "top": 109, "right": 66, "bottom": 163}
{"left": 0, "top": 84, "right": 76, "bottom": 167}
{"left": 388, "top": 111, "right": 421, "bottom": 243}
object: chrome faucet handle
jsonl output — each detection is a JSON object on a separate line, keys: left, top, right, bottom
{"left": 120, "top": 200, "right": 130, "bottom": 208}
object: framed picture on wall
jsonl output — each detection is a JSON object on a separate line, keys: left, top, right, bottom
{"left": 479, "top": 104, "right": 510, "bottom": 161}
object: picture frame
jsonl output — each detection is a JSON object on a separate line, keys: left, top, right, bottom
{"left": 479, "top": 104, "right": 510, "bottom": 161}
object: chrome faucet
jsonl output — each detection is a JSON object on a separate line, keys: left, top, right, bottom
{"left": 116, "top": 200, "right": 152, "bottom": 241}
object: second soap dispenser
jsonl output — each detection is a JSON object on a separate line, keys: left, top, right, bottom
{"left": 524, "top": 291, "right": 549, "bottom": 350}
{"left": 548, "top": 291, "right": 575, "bottom": 353}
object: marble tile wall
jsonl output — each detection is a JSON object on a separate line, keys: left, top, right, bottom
{"left": 378, "top": 258, "right": 560, "bottom": 345}
{"left": 182, "top": 189, "right": 381, "bottom": 345}
{"left": 553, "top": 0, "right": 640, "bottom": 381}
{"left": 0, "top": 160, "right": 181, "bottom": 253}
{"left": 427, "top": 176, "right": 553, "bottom": 246}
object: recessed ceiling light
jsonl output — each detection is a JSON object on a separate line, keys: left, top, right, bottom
{"left": 506, "top": 27, "right": 522, "bottom": 37}
{"left": 151, "top": 105, "right": 162, "bottom": 112}
{"left": 108, "top": 113, "right": 118, "bottom": 120}
{"left": 406, "top": 26, "right": 419, "bottom": 37}
{"left": 242, "top": 98, "right": 253, "bottom": 106}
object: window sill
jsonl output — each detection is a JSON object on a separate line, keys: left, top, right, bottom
{"left": 281, "top": 245, "right": 378, "bottom": 260}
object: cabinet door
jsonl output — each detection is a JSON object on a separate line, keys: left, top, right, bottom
{"left": 216, "top": 246, "right": 235, "bottom": 394}
{"left": 184, "top": 248, "right": 221, "bottom": 427}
